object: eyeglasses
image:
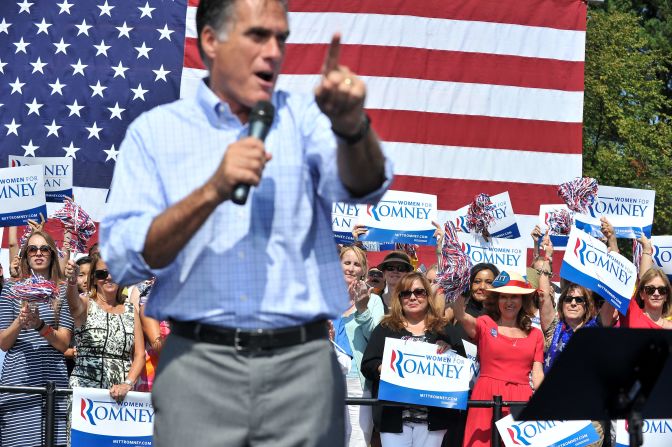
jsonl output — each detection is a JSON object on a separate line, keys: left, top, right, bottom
{"left": 562, "top": 296, "right": 586, "bottom": 305}
{"left": 399, "top": 288, "right": 427, "bottom": 299}
{"left": 383, "top": 265, "right": 410, "bottom": 273}
{"left": 643, "top": 285, "right": 669, "bottom": 296}
{"left": 26, "top": 245, "right": 51, "bottom": 256}
{"left": 94, "top": 269, "right": 111, "bottom": 280}
{"left": 368, "top": 272, "right": 383, "bottom": 279}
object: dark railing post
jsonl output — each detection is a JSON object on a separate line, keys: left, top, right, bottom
{"left": 491, "top": 395, "right": 503, "bottom": 447}
{"left": 44, "top": 381, "right": 56, "bottom": 447}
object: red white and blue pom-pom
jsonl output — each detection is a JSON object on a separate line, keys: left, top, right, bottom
{"left": 547, "top": 208, "right": 573, "bottom": 235}
{"left": 5, "top": 273, "right": 59, "bottom": 304}
{"left": 395, "top": 243, "right": 418, "bottom": 260}
{"left": 51, "top": 198, "right": 96, "bottom": 253}
{"left": 466, "top": 193, "right": 495, "bottom": 239}
{"left": 436, "top": 221, "right": 473, "bottom": 304}
{"left": 558, "top": 177, "right": 598, "bottom": 214}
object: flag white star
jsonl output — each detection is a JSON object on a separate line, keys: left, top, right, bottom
{"left": 45, "top": 119, "right": 62, "bottom": 137}
{"left": 104, "top": 144, "right": 120, "bottom": 162}
{"left": 131, "top": 83, "right": 148, "bottom": 101}
{"left": 21, "top": 140, "right": 39, "bottom": 156}
{"left": 108, "top": 102, "right": 125, "bottom": 120}
{"left": 56, "top": 0, "right": 74, "bottom": 14}
{"left": 0, "top": 18, "right": 11, "bottom": 34}
{"left": 98, "top": 0, "right": 114, "bottom": 17}
{"left": 4, "top": 118, "right": 21, "bottom": 136}
{"left": 134, "top": 42, "right": 152, "bottom": 59}
{"left": 75, "top": 19, "right": 92, "bottom": 36}
{"left": 153, "top": 65, "right": 170, "bottom": 82}
{"left": 94, "top": 40, "right": 111, "bottom": 57}
{"left": 9, "top": 77, "right": 25, "bottom": 94}
{"left": 34, "top": 18, "right": 52, "bottom": 35}
{"left": 138, "top": 2, "right": 155, "bottom": 18}
{"left": 63, "top": 141, "right": 80, "bottom": 158}
{"left": 30, "top": 57, "right": 47, "bottom": 74}
{"left": 71, "top": 59, "right": 87, "bottom": 76}
{"left": 156, "top": 24, "right": 175, "bottom": 41}
{"left": 111, "top": 61, "right": 129, "bottom": 78}
{"left": 86, "top": 121, "right": 103, "bottom": 140}
{"left": 49, "top": 78, "right": 66, "bottom": 95}
{"left": 25, "top": 98, "right": 44, "bottom": 116}
{"left": 17, "top": 0, "right": 34, "bottom": 14}
{"left": 0, "top": 58, "right": 8, "bottom": 74}
{"left": 13, "top": 37, "right": 30, "bottom": 54}
{"left": 54, "top": 37, "right": 70, "bottom": 55}
{"left": 66, "top": 99, "right": 84, "bottom": 117}
{"left": 116, "top": 21, "right": 133, "bottom": 38}
{"left": 89, "top": 80, "right": 107, "bottom": 98}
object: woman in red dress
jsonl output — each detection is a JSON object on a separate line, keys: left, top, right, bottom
{"left": 454, "top": 271, "right": 544, "bottom": 447}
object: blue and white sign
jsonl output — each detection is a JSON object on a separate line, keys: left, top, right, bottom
{"left": 458, "top": 233, "right": 527, "bottom": 276}
{"left": 71, "top": 387, "right": 153, "bottom": 447}
{"left": 560, "top": 227, "right": 638, "bottom": 315}
{"left": 539, "top": 204, "right": 571, "bottom": 249}
{"left": 358, "top": 190, "right": 438, "bottom": 245}
{"left": 379, "top": 337, "right": 472, "bottom": 409}
{"left": 462, "top": 339, "right": 479, "bottom": 389}
{"left": 615, "top": 419, "right": 672, "bottom": 447}
{"left": 648, "top": 236, "right": 672, "bottom": 283}
{"left": 332, "top": 202, "right": 364, "bottom": 245}
{"left": 0, "top": 165, "right": 47, "bottom": 227}
{"left": 574, "top": 186, "right": 655, "bottom": 238}
{"left": 450, "top": 192, "right": 521, "bottom": 239}
{"left": 9, "top": 156, "right": 73, "bottom": 203}
{"left": 497, "top": 415, "right": 600, "bottom": 447}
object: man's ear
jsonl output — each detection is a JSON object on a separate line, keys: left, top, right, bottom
{"left": 200, "top": 25, "right": 218, "bottom": 63}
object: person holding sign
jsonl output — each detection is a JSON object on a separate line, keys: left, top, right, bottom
{"left": 453, "top": 271, "right": 544, "bottom": 447}
{"left": 0, "top": 231, "right": 74, "bottom": 447}
{"left": 361, "top": 272, "right": 459, "bottom": 447}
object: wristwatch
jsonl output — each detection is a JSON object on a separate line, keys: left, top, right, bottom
{"left": 122, "top": 379, "right": 134, "bottom": 387}
{"left": 332, "top": 114, "right": 371, "bottom": 145}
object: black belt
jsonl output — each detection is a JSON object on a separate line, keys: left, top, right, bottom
{"left": 170, "top": 319, "right": 328, "bottom": 352}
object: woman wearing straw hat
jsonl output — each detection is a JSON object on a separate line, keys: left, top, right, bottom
{"left": 454, "top": 271, "right": 544, "bottom": 447}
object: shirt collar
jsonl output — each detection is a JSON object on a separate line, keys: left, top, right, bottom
{"left": 196, "top": 78, "right": 242, "bottom": 128}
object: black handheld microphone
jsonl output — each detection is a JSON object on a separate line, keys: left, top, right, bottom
{"left": 231, "top": 101, "right": 275, "bottom": 205}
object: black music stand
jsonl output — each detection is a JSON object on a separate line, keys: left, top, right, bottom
{"left": 511, "top": 328, "right": 672, "bottom": 447}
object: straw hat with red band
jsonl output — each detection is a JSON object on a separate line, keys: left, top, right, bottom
{"left": 484, "top": 271, "right": 536, "bottom": 295}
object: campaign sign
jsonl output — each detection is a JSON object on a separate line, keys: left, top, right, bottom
{"left": 457, "top": 233, "right": 527, "bottom": 276}
{"left": 71, "top": 387, "right": 153, "bottom": 447}
{"left": 332, "top": 202, "right": 364, "bottom": 244}
{"left": 462, "top": 339, "right": 479, "bottom": 389}
{"left": 615, "top": 419, "right": 672, "bottom": 447}
{"left": 451, "top": 192, "right": 520, "bottom": 239}
{"left": 0, "top": 165, "right": 47, "bottom": 227}
{"left": 497, "top": 415, "right": 600, "bottom": 447}
{"left": 9, "top": 156, "right": 73, "bottom": 202}
{"left": 646, "top": 236, "right": 672, "bottom": 283}
{"left": 538, "top": 204, "right": 571, "bottom": 249}
{"left": 358, "top": 191, "right": 438, "bottom": 245}
{"left": 378, "top": 337, "right": 472, "bottom": 409}
{"left": 560, "top": 227, "right": 638, "bottom": 315}
{"left": 574, "top": 186, "right": 655, "bottom": 238}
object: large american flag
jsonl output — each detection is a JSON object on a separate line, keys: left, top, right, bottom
{"left": 0, "top": 0, "right": 585, "bottom": 261}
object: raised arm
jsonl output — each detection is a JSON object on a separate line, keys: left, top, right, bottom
{"left": 636, "top": 234, "right": 654, "bottom": 279}
{"left": 538, "top": 231, "right": 556, "bottom": 332}
{"left": 64, "top": 260, "right": 89, "bottom": 327}
{"left": 453, "top": 294, "right": 477, "bottom": 339}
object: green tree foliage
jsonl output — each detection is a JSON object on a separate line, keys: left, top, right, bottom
{"left": 583, "top": 7, "right": 672, "bottom": 238}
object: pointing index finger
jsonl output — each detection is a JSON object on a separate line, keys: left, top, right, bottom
{"left": 323, "top": 33, "right": 341, "bottom": 75}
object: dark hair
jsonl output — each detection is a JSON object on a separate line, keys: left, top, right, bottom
{"left": 196, "top": 0, "right": 288, "bottom": 66}
{"left": 20, "top": 230, "right": 63, "bottom": 281}
{"left": 557, "top": 282, "right": 595, "bottom": 325}
{"left": 380, "top": 272, "right": 446, "bottom": 333}
{"left": 483, "top": 291, "right": 535, "bottom": 333}
{"left": 469, "top": 263, "right": 500, "bottom": 288}
{"left": 88, "top": 243, "right": 99, "bottom": 256}
{"left": 87, "top": 253, "right": 125, "bottom": 305}
{"left": 76, "top": 256, "right": 93, "bottom": 267}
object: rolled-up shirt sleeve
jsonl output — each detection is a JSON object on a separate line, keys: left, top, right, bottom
{"left": 100, "top": 115, "right": 173, "bottom": 286}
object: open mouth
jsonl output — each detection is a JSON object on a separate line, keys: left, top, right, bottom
{"left": 255, "top": 71, "right": 274, "bottom": 82}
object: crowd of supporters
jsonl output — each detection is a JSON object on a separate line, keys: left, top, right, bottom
{"left": 0, "top": 216, "right": 670, "bottom": 447}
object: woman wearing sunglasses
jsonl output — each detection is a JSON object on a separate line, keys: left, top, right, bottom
{"left": 361, "top": 272, "right": 458, "bottom": 447}
{"left": 0, "top": 231, "right": 74, "bottom": 447}
{"left": 453, "top": 271, "right": 544, "bottom": 447}
{"left": 376, "top": 251, "right": 415, "bottom": 312}
{"left": 64, "top": 253, "right": 145, "bottom": 409}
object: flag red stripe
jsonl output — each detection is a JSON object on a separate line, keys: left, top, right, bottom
{"left": 287, "top": 0, "right": 587, "bottom": 31}
{"left": 369, "top": 110, "right": 583, "bottom": 154}
{"left": 391, "top": 176, "right": 564, "bottom": 215}
{"left": 184, "top": 39, "right": 584, "bottom": 92}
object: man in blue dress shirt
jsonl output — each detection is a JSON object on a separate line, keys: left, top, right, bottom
{"left": 100, "top": 0, "right": 392, "bottom": 445}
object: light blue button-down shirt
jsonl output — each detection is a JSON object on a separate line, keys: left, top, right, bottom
{"left": 101, "top": 80, "right": 393, "bottom": 329}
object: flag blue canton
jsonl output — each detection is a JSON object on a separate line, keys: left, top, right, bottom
{"left": 0, "top": 0, "right": 187, "bottom": 190}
